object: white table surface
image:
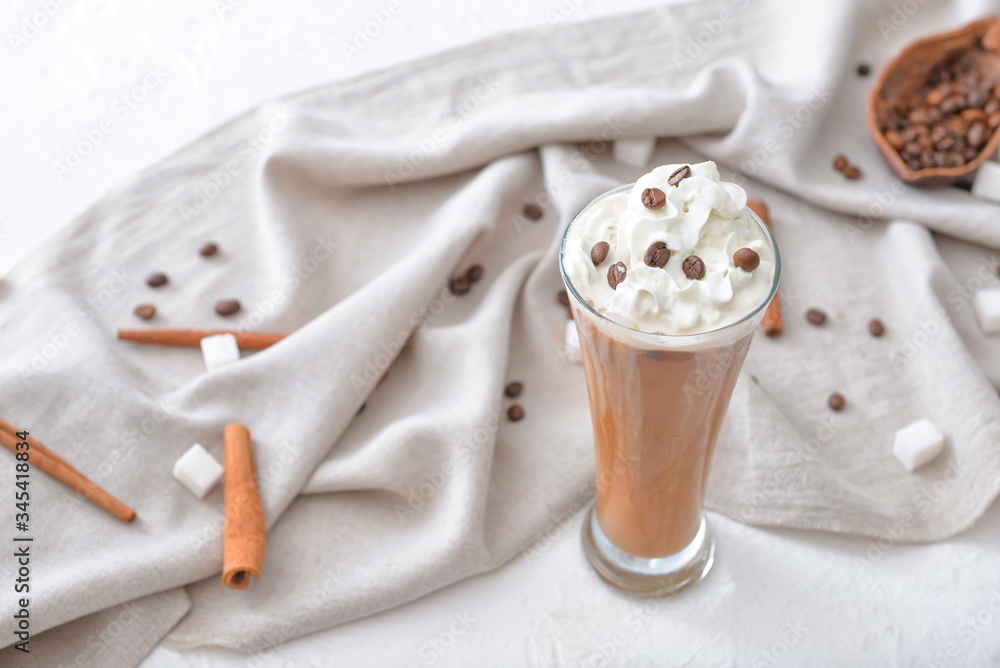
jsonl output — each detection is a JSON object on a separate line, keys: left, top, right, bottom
{"left": 5, "top": 2, "right": 1000, "bottom": 666}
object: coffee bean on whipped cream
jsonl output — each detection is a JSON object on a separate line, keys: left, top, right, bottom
{"left": 644, "top": 241, "right": 670, "bottom": 268}
{"left": 733, "top": 248, "right": 760, "bottom": 272}
{"left": 806, "top": 308, "right": 827, "bottom": 325}
{"left": 465, "top": 265, "right": 483, "bottom": 282}
{"left": 134, "top": 304, "right": 156, "bottom": 319}
{"left": 682, "top": 255, "right": 705, "bottom": 280}
{"left": 523, "top": 203, "right": 543, "bottom": 220}
{"left": 505, "top": 382, "right": 523, "bottom": 398}
{"left": 199, "top": 242, "right": 219, "bottom": 257}
{"left": 215, "top": 299, "right": 241, "bottom": 316}
{"left": 667, "top": 165, "right": 691, "bottom": 187}
{"left": 607, "top": 261, "right": 627, "bottom": 290}
{"left": 449, "top": 277, "right": 471, "bottom": 295}
{"left": 558, "top": 290, "right": 570, "bottom": 307}
{"left": 591, "top": 241, "right": 610, "bottom": 266}
{"left": 828, "top": 393, "right": 846, "bottom": 411}
{"left": 146, "top": 272, "right": 168, "bottom": 287}
{"left": 507, "top": 404, "right": 525, "bottom": 421}
{"left": 641, "top": 187, "right": 666, "bottom": 210}
{"left": 869, "top": 318, "right": 886, "bottom": 337}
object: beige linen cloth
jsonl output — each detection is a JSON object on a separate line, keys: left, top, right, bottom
{"left": 5, "top": 0, "right": 1000, "bottom": 664}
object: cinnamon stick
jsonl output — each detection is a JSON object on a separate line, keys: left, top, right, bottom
{"left": 0, "top": 421, "right": 136, "bottom": 523}
{"left": 222, "top": 423, "right": 266, "bottom": 590}
{"left": 747, "top": 198, "right": 784, "bottom": 338}
{"left": 118, "top": 329, "right": 286, "bottom": 350}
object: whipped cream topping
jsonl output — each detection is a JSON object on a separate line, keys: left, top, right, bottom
{"left": 562, "top": 161, "right": 776, "bottom": 336}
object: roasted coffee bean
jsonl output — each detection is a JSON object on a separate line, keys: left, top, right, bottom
{"left": 885, "top": 129, "right": 905, "bottom": 150}
{"left": 967, "top": 88, "right": 989, "bottom": 109}
{"left": 964, "top": 147, "right": 979, "bottom": 161}
{"left": 828, "top": 393, "right": 846, "bottom": 411}
{"left": 926, "top": 88, "right": 946, "bottom": 107}
{"left": 990, "top": 111, "right": 1000, "bottom": 129}
{"left": 857, "top": 63, "right": 871, "bottom": 77}
{"left": 507, "top": 404, "right": 525, "bottom": 422}
{"left": 869, "top": 318, "right": 885, "bottom": 337}
{"left": 961, "top": 108, "right": 988, "bottom": 124}
{"left": 843, "top": 165, "right": 862, "bottom": 180}
{"left": 833, "top": 155, "right": 849, "bottom": 171}
{"left": 199, "top": 242, "right": 219, "bottom": 257}
{"left": 591, "top": 241, "right": 610, "bottom": 266}
{"left": 641, "top": 187, "right": 666, "bottom": 210}
{"left": 987, "top": 99, "right": 1000, "bottom": 116}
{"left": 927, "top": 106, "right": 943, "bottom": 123}
{"left": 806, "top": 308, "right": 827, "bottom": 325}
{"left": 505, "top": 382, "right": 523, "bottom": 398}
{"left": 904, "top": 141, "right": 923, "bottom": 156}
{"left": 968, "top": 121, "right": 988, "bottom": 147}
{"left": 943, "top": 152, "right": 964, "bottom": 168}
{"left": 682, "top": 255, "right": 705, "bottom": 280}
{"left": 449, "top": 277, "right": 471, "bottom": 295}
{"left": 643, "top": 241, "right": 670, "bottom": 268}
{"left": 667, "top": 165, "right": 692, "bottom": 187}
{"left": 465, "top": 265, "right": 483, "bottom": 282}
{"left": 940, "top": 96, "right": 959, "bottom": 114}
{"left": 908, "top": 107, "right": 930, "bottom": 125}
{"left": 558, "top": 290, "right": 570, "bottom": 307}
{"left": 146, "top": 272, "right": 168, "bottom": 287}
{"left": 134, "top": 304, "right": 156, "bottom": 319}
{"left": 733, "top": 248, "right": 760, "bottom": 272}
{"left": 523, "top": 203, "right": 543, "bottom": 220}
{"left": 901, "top": 126, "right": 919, "bottom": 142}
{"left": 607, "top": 262, "right": 627, "bottom": 289}
{"left": 215, "top": 299, "right": 241, "bottom": 316}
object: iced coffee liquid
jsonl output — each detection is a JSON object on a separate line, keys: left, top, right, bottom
{"left": 576, "top": 313, "right": 753, "bottom": 558}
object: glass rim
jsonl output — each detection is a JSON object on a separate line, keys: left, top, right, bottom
{"left": 558, "top": 182, "right": 782, "bottom": 341}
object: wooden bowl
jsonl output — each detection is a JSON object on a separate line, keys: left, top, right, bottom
{"left": 868, "top": 16, "right": 1000, "bottom": 187}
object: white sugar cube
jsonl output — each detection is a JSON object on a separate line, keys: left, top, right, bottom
{"left": 612, "top": 137, "right": 657, "bottom": 169}
{"left": 971, "top": 160, "right": 1000, "bottom": 203}
{"left": 565, "top": 320, "right": 581, "bottom": 363}
{"left": 200, "top": 334, "right": 240, "bottom": 371}
{"left": 974, "top": 289, "right": 1000, "bottom": 334}
{"left": 173, "top": 443, "right": 225, "bottom": 498}
{"left": 893, "top": 419, "right": 945, "bottom": 472}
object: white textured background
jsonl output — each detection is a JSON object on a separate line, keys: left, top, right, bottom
{"left": 4, "top": 1, "right": 1000, "bottom": 666}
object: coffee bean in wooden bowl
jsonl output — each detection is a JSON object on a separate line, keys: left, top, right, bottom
{"left": 868, "top": 17, "right": 1000, "bottom": 187}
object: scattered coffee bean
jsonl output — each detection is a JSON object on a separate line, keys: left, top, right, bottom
{"left": 806, "top": 308, "right": 827, "bottom": 325}
{"left": 199, "top": 242, "right": 219, "bottom": 257}
{"left": 523, "top": 203, "right": 543, "bottom": 220}
{"left": 857, "top": 63, "right": 871, "bottom": 77}
{"left": 828, "top": 393, "right": 846, "bottom": 411}
{"left": 465, "top": 265, "right": 483, "bottom": 282}
{"left": 667, "top": 165, "right": 691, "bottom": 187}
{"left": 505, "top": 382, "right": 523, "bottom": 398}
{"left": 641, "top": 187, "right": 666, "bottom": 210}
{"left": 869, "top": 318, "right": 885, "bottom": 337}
{"left": 507, "top": 405, "right": 525, "bottom": 422}
{"left": 733, "top": 248, "right": 760, "bottom": 272}
{"left": 215, "top": 299, "right": 241, "bottom": 316}
{"left": 558, "top": 290, "right": 570, "bottom": 307}
{"left": 146, "top": 273, "right": 168, "bottom": 287}
{"left": 607, "top": 262, "right": 627, "bottom": 290}
{"left": 134, "top": 304, "right": 156, "bottom": 319}
{"left": 843, "top": 165, "right": 862, "bottom": 180}
{"left": 591, "top": 241, "right": 610, "bottom": 266}
{"left": 682, "top": 255, "right": 705, "bottom": 280}
{"left": 833, "top": 155, "right": 849, "bottom": 171}
{"left": 449, "top": 277, "right": 471, "bottom": 295}
{"left": 643, "top": 241, "right": 670, "bottom": 268}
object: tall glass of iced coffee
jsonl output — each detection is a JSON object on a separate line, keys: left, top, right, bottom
{"left": 560, "top": 162, "right": 780, "bottom": 595}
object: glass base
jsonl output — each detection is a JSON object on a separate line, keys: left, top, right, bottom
{"left": 581, "top": 503, "right": 715, "bottom": 597}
